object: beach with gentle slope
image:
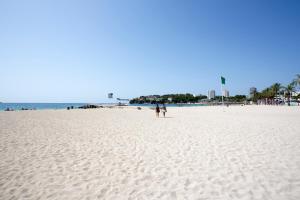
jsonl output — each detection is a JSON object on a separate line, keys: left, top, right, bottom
{"left": 0, "top": 106, "right": 299, "bottom": 199}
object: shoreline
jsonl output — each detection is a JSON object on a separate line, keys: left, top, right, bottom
{"left": 3, "top": 101, "right": 300, "bottom": 112}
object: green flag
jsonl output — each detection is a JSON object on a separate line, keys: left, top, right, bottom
{"left": 221, "top": 76, "right": 225, "bottom": 84}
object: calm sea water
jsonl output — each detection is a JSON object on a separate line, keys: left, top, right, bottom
{"left": 0, "top": 103, "right": 87, "bottom": 111}
{"left": 0, "top": 103, "right": 208, "bottom": 111}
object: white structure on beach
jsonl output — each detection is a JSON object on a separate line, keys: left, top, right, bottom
{"left": 208, "top": 90, "right": 216, "bottom": 100}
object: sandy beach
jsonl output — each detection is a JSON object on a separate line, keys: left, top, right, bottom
{"left": 0, "top": 106, "right": 299, "bottom": 200}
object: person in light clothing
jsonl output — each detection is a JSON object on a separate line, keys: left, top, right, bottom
{"left": 161, "top": 103, "right": 167, "bottom": 117}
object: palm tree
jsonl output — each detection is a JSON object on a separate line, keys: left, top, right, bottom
{"left": 284, "top": 83, "right": 295, "bottom": 106}
{"left": 270, "top": 83, "right": 284, "bottom": 105}
{"left": 294, "top": 74, "right": 300, "bottom": 83}
{"left": 293, "top": 74, "right": 300, "bottom": 88}
{"left": 270, "top": 83, "right": 282, "bottom": 97}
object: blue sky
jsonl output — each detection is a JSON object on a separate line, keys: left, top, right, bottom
{"left": 0, "top": 0, "right": 299, "bottom": 102}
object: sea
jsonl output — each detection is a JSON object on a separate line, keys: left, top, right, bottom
{"left": 0, "top": 103, "right": 87, "bottom": 111}
{"left": 0, "top": 103, "right": 207, "bottom": 111}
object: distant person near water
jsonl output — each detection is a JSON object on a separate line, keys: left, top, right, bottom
{"left": 155, "top": 104, "right": 160, "bottom": 117}
{"left": 161, "top": 103, "right": 167, "bottom": 117}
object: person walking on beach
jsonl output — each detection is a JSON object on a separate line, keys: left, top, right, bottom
{"left": 155, "top": 104, "right": 160, "bottom": 117}
{"left": 161, "top": 103, "right": 167, "bottom": 117}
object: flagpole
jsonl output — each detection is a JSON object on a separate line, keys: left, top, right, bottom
{"left": 221, "top": 76, "right": 225, "bottom": 106}
{"left": 221, "top": 83, "right": 224, "bottom": 106}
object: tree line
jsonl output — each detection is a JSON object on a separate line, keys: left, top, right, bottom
{"left": 129, "top": 94, "right": 208, "bottom": 104}
{"left": 251, "top": 74, "right": 300, "bottom": 105}
{"left": 129, "top": 94, "right": 248, "bottom": 104}
{"left": 129, "top": 74, "right": 300, "bottom": 105}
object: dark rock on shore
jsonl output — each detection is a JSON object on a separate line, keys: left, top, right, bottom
{"left": 78, "top": 104, "right": 102, "bottom": 109}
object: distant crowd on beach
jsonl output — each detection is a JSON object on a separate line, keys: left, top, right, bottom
{"left": 4, "top": 107, "right": 36, "bottom": 111}
{"left": 256, "top": 99, "right": 288, "bottom": 106}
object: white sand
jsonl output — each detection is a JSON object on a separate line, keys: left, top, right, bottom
{"left": 0, "top": 106, "right": 300, "bottom": 200}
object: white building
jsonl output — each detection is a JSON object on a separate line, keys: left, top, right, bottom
{"left": 208, "top": 90, "right": 216, "bottom": 100}
{"left": 249, "top": 87, "right": 257, "bottom": 98}
{"left": 292, "top": 91, "right": 300, "bottom": 97}
{"left": 223, "top": 90, "right": 229, "bottom": 97}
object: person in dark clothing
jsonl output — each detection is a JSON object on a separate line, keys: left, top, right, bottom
{"left": 155, "top": 104, "right": 160, "bottom": 118}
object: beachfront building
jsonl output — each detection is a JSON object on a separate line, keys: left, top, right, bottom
{"left": 249, "top": 87, "right": 257, "bottom": 98}
{"left": 208, "top": 90, "right": 216, "bottom": 100}
{"left": 292, "top": 91, "right": 300, "bottom": 97}
{"left": 223, "top": 90, "right": 229, "bottom": 98}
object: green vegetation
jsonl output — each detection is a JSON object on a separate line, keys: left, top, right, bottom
{"left": 130, "top": 74, "right": 299, "bottom": 105}
{"left": 293, "top": 74, "right": 300, "bottom": 93}
{"left": 209, "top": 95, "right": 247, "bottom": 103}
{"left": 293, "top": 74, "right": 300, "bottom": 86}
{"left": 253, "top": 83, "right": 283, "bottom": 100}
{"left": 130, "top": 94, "right": 247, "bottom": 104}
{"left": 251, "top": 74, "right": 299, "bottom": 105}
{"left": 226, "top": 95, "right": 247, "bottom": 102}
{"left": 284, "top": 83, "right": 296, "bottom": 106}
{"left": 129, "top": 94, "right": 207, "bottom": 104}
